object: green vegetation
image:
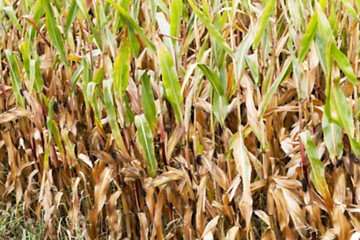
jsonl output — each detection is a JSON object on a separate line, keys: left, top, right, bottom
{"left": 1, "top": 0, "right": 360, "bottom": 239}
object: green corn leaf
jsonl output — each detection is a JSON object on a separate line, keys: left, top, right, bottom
{"left": 158, "top": 47, "right": 183, "bottom": 122}
{"left": 47, "top": 98, "right": 65, "bottom": 164}
{"left": 213, "top": 92, "right": 228, "bottom": 127}
{"left": 29, "top": 59, "right": 43, "bottom": 93}
{"left": 289, "top": 40, "right": 306, "bottom": 99}
{"left": 253, "top": 0, "right": 276, "bottom": 49}
{"left": 29, "top": 0, "right": 45, "bottom": 41}
{"left": 65, "top": 0, "right": 80, "bottom": 37}
{"left": 328, "top": 81, "right": 355, "bottom": 137}
{"left": 329, "top": 4, "right": 337, "bottom": 37}
{"left": 201, "top": 0, "right": 210, "bottom": 19}
{"left": 29, "top": 60, "right": 36, "bottom": 93}
{"left": 104, "top": 27, "right": 116, "bottom": 58}
{"left": 198, "top": 64, "right": 225, "bottom": 96}
{"left": 300, "top": 131, "right": 332, "bottom": 207}
{"left": 349, "top": 137, "right": 360, "bottom": 156}
{"left": 43, "top": 139, "right": 51, "bottom": 170}
{"left": 314, "top": 32, "right": 328, "bottom": 73}
{"left": 71, "top": 61, "right": 84, "bottom": 92}
{"left": 114, "top": 36, "right": 131, "bottom": 95}
{"left": 82, "top": 57, "right": 91, "bottom": 109}
{"left": 331, "top": 42, "right": 358, "bottom": 86}
{"left": 107, "top": 0, "right": 156, "bottom": 52}
{"left": 187, "top": 0, "right": 234, "bottom": 57}
{"left": 324, "top": 39, "right": 333, "bottom": 119}
{"left": 322, "top": 113, "right": 343, "bottom": 159}
{"left": 5, "top": 50, "right": 24, "bottom": 107}
{"left": 141, "top": 72, "right": 157, "bottom": 131}
{"left": 319, "top": 0, "right": 327, "bottom": 10}
{"left": 104, "top": 80, "right": 127, "bottom": 151}
{"left": 93, "top": 67, "right": 104, "bottom": 85}
{"left": 235, "top": 32, "right": 253, "bottom": 81}
{"left": 34, "top": 59, "right": 43, "bottom": 93}
{"left": 123, "top": 97, "right": 135, "bottom": 124}
{"left": 128, "top": 25, "right": 140, "bottom": 56}
{"left": 19, "top": 40, "right": 30, "bottom": 77}
{"left": 299, "top": 13, "right": 317, "bottom": 63}
{"left": 45, "top": 0, "right": 67, "bottom": 64}
{"left": 170, "top": 0, "right": 182, "bottom": 45}
{"left": 245, "top": 54, "right": 260, "bottom": 84}
{"left": 316, "top": 4, "right": 333, "bottom": 46}
{"left": 88, "top": 81, "right": 103, "bottom": 127}
{"left": 135, "top": 115, "right": 158, "bottom": 177}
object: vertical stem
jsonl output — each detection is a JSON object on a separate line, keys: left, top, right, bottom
{"left": 183, "top": 24, "right": 187, "bottom": 71}
{"left": 1, "top": 77, "right": 6, "bottom": 110}
{"left": 297, "top": 36, "right": 309, "bottom": 184}
{"left": 118, "top": 95, "right": 130, "bottom": 150}
{"left": 155, "top": 68, "right": 167, "bottom": 166}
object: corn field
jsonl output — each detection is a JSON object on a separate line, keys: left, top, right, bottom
{"left": 1, "top": 0, "right": 360, "bottom": 239}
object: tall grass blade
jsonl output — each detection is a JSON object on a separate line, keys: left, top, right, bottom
{"left": 5, "top": 50, "right": 24, "bottom": 107}
{"left": 253, "top": 0, "right": 276, "bottom": 49}
{"left": 135, "top": 115, "right": 158, "bottom": 177}
{"left": 158, "top": 47, "right": 183, "bottom": 122}
{"left": 141, "top": 72, "right": 157, "bottom": 131}
{"left": 300, "top": 131, "right": 333, "bottom": 209}
{"left": 114, "top": 36, "right": 131, "bottom": 95}
{"left": 45, "top": 1, "right": 67, "bottom": 64}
